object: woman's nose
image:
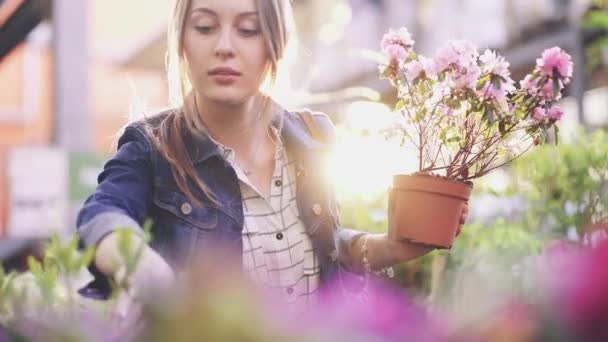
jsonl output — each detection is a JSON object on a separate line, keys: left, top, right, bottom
{"left": 215, "top": 29, "right": 235, "bottom": 58}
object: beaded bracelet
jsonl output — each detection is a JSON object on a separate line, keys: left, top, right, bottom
{"left": 361, "top": 235, "right": 395, "bottom": 279}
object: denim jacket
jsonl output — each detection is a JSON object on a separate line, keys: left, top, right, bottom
{"left": 76, "top": 108, "right": 364, "bottom": 298}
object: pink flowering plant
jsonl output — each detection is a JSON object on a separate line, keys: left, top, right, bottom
{"left": 380, "top": 27, "right": 573, "bottom": 181}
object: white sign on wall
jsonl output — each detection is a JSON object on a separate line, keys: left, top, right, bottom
{"left": 7, "top": 147, "right": 69, "bottom": 238}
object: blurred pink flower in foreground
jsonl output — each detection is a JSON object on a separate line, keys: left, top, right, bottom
{"left": 544, "top": 240, "right": 608, "bottom": 342}
{"left": 271, "top": 274, "right": 453, "bottom": 342}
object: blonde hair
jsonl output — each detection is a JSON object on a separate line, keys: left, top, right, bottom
{"left": 149, "top": 0, "right": 295, "bottom": 206}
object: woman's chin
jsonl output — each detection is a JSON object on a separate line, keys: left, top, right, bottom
{"left": 203, "top": 91, "right": 253, "bottom": 107}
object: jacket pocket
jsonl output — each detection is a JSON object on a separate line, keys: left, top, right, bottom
{"left": 151, "top": 187, "right": 219, "bottom": 268}
{"left": 153, "top": 187, "right": 219, "bottom": 230}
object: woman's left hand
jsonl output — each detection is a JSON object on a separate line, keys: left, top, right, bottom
{"left": 366, "top": 200, "right": 470, "bottom": 271}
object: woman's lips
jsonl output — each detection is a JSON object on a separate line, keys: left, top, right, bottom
{"left": 208, "top": 67, "right": 242, "bottom": 84}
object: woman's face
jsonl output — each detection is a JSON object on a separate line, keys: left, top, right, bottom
{"left": 183, "top": 0, "right": 269, "bottom": 106}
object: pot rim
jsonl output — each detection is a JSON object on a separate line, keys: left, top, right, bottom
{"left": 394, "top": 172, "right": 474, "bottom": 188}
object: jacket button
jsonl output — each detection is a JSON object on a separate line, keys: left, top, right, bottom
{"left": 312, "top": 204, "right": 322, "bottom": 216}
{"left": 181, "top": 203, "right": 193, "bottom": 215}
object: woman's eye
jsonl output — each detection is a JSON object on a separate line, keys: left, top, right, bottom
{"left": 195, "top": 26, "right": 215, "bottom": 34}
{"left": 239, "top": 28, "right": 260, "bottom": 37}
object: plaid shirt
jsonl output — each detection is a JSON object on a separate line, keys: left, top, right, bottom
{"left": 216, "top": 129, "right": 320, "bottom": 306}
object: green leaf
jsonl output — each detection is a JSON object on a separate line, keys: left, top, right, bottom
{"left": 414, "top": 108, "right": 426, "bottom": 122}
{"left": 27, "top": 257, "right": 41, "bottom": 275}
{"left": 553, "top": 79, "right": 561, "bottom": 98}
{"left": 395, "top": 99, "right": 406, "bottom": 111}
{"left": 78, "top": 247, "right": 96, "bottom": 271}
{"left": 583, "top": 10, "right": 608, "bottom": 30}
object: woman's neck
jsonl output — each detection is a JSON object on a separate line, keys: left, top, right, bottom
{"left": 195, "top": 93, "right": 269, "bottom": 148}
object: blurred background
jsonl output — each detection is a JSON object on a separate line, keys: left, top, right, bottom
{"left": 0, "top": 0, "right": 606, "bottom": 274}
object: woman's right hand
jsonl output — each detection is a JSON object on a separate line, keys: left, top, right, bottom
{"left": 95, "top": 232, "right": 174, "bottom": 318}
{"left": 112, "top": 245, "right": 174, "bottom": 321}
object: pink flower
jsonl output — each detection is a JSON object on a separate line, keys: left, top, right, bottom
{"left": 433, "top": 44, "right": 461, "bottom": 73}
{"left": 381, "top": 27, "right": 415, "bottom": 51}
{"left": 405, "top": 60, "right": 424, "bottom": 81}
{"left": 540, "top": 79, "right": 563, "bottom": 101}
{"left": 480, "top": 49, "right": 511, "bottom": 79}
{"left": 434, "top": 40, "right": 479, "bottom": 84}
{"left": 478, "top": 77, "right": 514, "bottom": 102}
{"left": 536, "top": 47, "right": 573, "bottom": 82}
{"left": 419, "top": 56, "right": 437, "bottom": 80}
{"left": 404, "top": 56, "right": 436, "bottom": 81}
{"left": 452, "top": 40, "right": 479, "bottom": 72}
{"left": 548, "top": 106, "right": 564, "bottom": 121}
{"left": 532, "top": 107, "right": 547, "bottom": 122}
{"left": 452, "top": 64, "right": 481, "bottom": 89}
{"left": 385, "top": 44, "right": 408, "bottom": 62}
{"left": 520, "top": 74, "right": 538, "bottom": 96}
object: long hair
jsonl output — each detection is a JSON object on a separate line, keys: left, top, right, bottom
{"left": 147, "top": 0, "right": 294, "bottom": 206}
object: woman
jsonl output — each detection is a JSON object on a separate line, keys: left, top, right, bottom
{"left": 77, "top": 0, "right": 468, "bottom": 305}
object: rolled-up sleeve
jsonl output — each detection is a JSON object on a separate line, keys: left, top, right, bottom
{"left": 76, "top": 125, "right": 153, "bottom": 248}
{"left": 335, "top": 227, "right": 366, "bottom": 272}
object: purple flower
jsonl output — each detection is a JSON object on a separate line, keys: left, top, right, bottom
{"left": 536, "top": 47, "right": 573, "bottom": 83}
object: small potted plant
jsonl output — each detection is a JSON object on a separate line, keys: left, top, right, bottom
{"left": 379, "top": 27, "right": 573, "bottom": 248}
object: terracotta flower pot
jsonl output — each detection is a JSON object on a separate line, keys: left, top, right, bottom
{"left": 389, "top": 174, "right": 472, "bottom": 249}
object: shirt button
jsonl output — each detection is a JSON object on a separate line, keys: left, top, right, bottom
{"left": 181, "top": 203, "right": 192, "bottom": 215}
{"left": 312, "top": 204, "right": 322, "bottom": 216}
{"left": 286, "top": 287, "right": 294, "bottom": 295}
{"left": 274, "top": 179, "right": 282, "bottom": 187}
{"left": 276, "top": 232, "right": 284, "bottom": 240}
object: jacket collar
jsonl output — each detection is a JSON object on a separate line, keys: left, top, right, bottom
{"left": 185, "top": 105, "right": 326, "bottom": 165}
